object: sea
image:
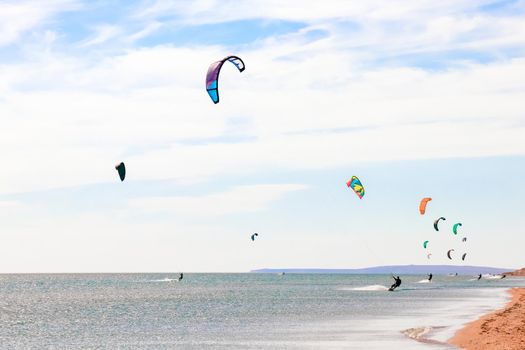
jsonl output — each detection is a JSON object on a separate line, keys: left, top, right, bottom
{"left": 0, "top": 273, "right": 523, "bottom": 349}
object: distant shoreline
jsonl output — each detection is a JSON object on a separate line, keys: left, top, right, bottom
{"left": 251, "top": 265, "right": 511, "bottom": 275}
{"left": 449, "top": 287, "right": 525, "bottom": 349}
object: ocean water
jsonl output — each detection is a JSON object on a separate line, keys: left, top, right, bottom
{"left": 0, "top": 273, "right": 523, "bottom": 349}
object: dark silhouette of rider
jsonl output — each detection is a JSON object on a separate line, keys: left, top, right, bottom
{"left": 178, "top": 273, "right": 183, "bottom": 281}
{"left": 390, "top": 276, "right": 401, "bottom": 290}
{"left": 428, "top": 273, "right": 433, "bottom": 282}
{"left": 477, "top": 274, "right": 482, "bottom": 280}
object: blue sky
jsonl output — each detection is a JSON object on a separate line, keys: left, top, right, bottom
{"left": 0, "top": 0, "right": 524, "bottom": 272}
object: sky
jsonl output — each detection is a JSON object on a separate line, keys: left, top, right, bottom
{"left": 0, "top": 0, "right": 524, "bottom": 272}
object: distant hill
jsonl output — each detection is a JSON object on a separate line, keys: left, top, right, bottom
{"left": 506, "top": 267, "right": 525, "bottom": 276}
{"left": 251, "top": 265, "right": 511, "bottom": 275}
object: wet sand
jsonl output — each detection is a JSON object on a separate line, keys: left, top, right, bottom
{"left": 449, "top": 287, "right": 525, "bottom": 350}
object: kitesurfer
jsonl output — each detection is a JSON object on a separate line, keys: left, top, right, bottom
{"left": 178, "top": 273, "right": 183, "bottom": 281}
{"left": 477, "top": 274, "right": 482, "bottom": 280}
{"left": 389, "top": 276, "right": 401, "bottom": 291}
{"left": 428, "top": 273, "right": 433, "bottom": 282}
{"left": 501, "top": 274, "right": 506, "bottom": 279}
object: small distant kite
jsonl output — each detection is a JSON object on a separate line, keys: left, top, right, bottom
{"left": 453, "top": 223, "right": 462, "bottom": 235}
{"left": 346, "top": 176, "right": 365, "bottom": 199}
{"left": 447, "top": 249, "right": 455, "bottom": 260}
{"left": 419, "top": 197, "right": 432, "bottom": 215}
{"left": 423, "top": 240, "right": 429, "bottom": 249}
{"left": 251, "top": 233, "right": 258, "bottom": 241}
{"left": 434, "top": 217, "right": 446, "bottom": 231}
{"left": 461, "top": 253, "right": 467, "bottom": 261}
{"left": 115, "top": 162, "right": 126, "bottom": 181}
{"left": 427, "top": 253, "right": 432, "bottom": 259}
{"left": 206, "top": 55, "right": 245, "bottom": 104}
{"left": 462, "top": 237, "right": 467, "bottom": 242}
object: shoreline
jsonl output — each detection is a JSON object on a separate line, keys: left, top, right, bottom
{"left": 449, "top": 287, "right": 525, "bottom": 350}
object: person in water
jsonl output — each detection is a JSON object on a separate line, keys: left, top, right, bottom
{"left": 178, "top": 273, "right": 183, "bottom": 281}
{"left": 428, "top": 273, "right": 433, "bottom": 282}
{"left": 477, "top": 274, "right": 482, "bottom": 280}
{"left": 390, "top": 276, "right": 402, "bottom": 290}
{"left": 501, "top": 274, "right": 506, "bottom": 279}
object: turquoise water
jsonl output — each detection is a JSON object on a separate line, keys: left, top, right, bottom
{"left": 0, "top": 273, "right": 523, "bottom": 349}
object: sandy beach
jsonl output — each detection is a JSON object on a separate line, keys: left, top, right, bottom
{"left": 449, "top": 287, "right": 525, "bottom": 350}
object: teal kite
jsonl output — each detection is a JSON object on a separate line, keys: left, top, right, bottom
{"left": 115, "top": 162, "right": 126, "bottom": 182}
{"left": 453, "top": 223, "right": 462, "bottom": 235}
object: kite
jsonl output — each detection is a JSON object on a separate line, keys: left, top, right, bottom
{"left": 419, "top": 197, "right": 432, "bottom": 215}
{"left": 346, "top": 176, "right": 365, "bottom": 199}
{"left": 453, "top": 223, "right": 462, "bottom": 235}
{"left": 115, "top": 162, "right": 126, "bottom": 181}
{"left": 206, "top": 55, "right": 245, "bottom": 104}
{"left": 434, "top": 217, "right": 446, "bottom": 231}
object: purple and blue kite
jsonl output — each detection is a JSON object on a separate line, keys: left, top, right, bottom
{"left": 206, "top": 55, "right": 245, "bottom": 104}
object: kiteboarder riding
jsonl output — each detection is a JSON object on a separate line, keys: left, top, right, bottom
{"left": 178, "top": 273, "right": 183, "bottom": 281}
{"left": 428, "top": 273, "right": 433, "bottom": 282}
{"left": 389, "top": 276, "right": 402, "bottom": 291}
{"left": 477, "top": 274, "right": 482, "bottom": 280}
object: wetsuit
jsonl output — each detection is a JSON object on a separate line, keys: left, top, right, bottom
{"left": 477, "top": 274, "right": 482, "bottom": 280}
{"left": 428, "top": 273, "right": 433, "bottom": 282}
{"left": 178, "top": 273, "right": 183, "bottom": 281}
{"left": 390, "top": 276, "right": 401, "bottom": 290}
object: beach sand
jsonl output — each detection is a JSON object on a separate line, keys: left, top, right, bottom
{"left": 449, "top": 287, "right": 525, "bottom": 350}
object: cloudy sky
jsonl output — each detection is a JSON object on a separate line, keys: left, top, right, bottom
{"left": 0, "top": 0, "right": 524, "bottom": 272}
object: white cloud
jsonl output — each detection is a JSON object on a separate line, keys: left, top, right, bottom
{"left": 0, "top": 0, "right": 80, "bottom": 47}
{"left": 125, "top": 21, "right": 163, "bottom": 42}
{"left": 78, "top": 24, "right": 122, "bottom": 47}
{"left": 0, "top": 200, "right": 27, "bottom": 217}
{"left": 136, "top": 1, "right": 493, "bottom": 24}
{"left": 0, "top": 40, "right": 524, "bottom": 194}
{"left": 132, "top": 0, "right": 525, "bottom": 64}
{"left": 129, "top": 184, "right": 308, "bottom": 216}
